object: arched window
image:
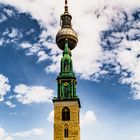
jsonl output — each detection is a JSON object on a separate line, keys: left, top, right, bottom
{"left": 64, "top": 86, "right": 69, "bottom": 97}
{"left": 62, "top": 107, "right": 70, "bottom": 121}
{"left": 64, "top": 60, "right": 69, "bottom": 72}
{"left": 64, "top": 125, "right": 69, "bottom": 138}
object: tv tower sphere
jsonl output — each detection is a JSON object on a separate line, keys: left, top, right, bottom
{"left": 56, "top": 0, "right": 78, "bottom": 51}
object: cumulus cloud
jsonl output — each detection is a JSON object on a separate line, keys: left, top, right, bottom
{"left": 14, "top": 84, "right": 54, "bottom": 104}
{"left": 116, "top": 40, "right": 140, "bottom": 99}
{"left": 0, "top": 127, "right": 45, "bottom": 140}
{"left": 81, "top": 111, "right": 96, "bottom": 126}
{"left": 4, "top": 101, "right": 16, "bottom": 108}
{"left": 37, "top": 51, "right": 49, "bottom": 62}
{"left": 0, "top": 0, "right": 108, "bottom": 78}
{"left": 0, "top": 38, "right": 4, "bottom": 46}
{"left": 0, "top": 27, "right": 22, "bottom": 47}
{"left": 20, "top": 42, "right": 32, "bottom": 49}
{"left": 0, "top": 127, "right": 14, "bottom": 140}
{"left": 47, "top": 110, "right": 96, "bottom": 126}
{"left": 13, "top": 128, "right": 45, "bottom": 138}
{"left": 0, "top": 74, "right": 11, "bottom": 102}
{"left": 0, "top": 0, "right": 140, "bottom": 98}
{"left": 2, "top": 28, "right": 19, "bottom": 39}
{"left": 47, "top": 110, "right": 54, "bottom": 123}
{"left": 0, "top": 0, "right": 136, "bottom": 77}
{"left": 0, "top": 14, "right": 7, "bottom": 23}
{"left": 0, "top": 127, "right": 5, "bottom": 140}
{"left": 100, "top": 8, "right": 140, "bottom": 99}
{"left": 118, "top": 41, "right": 140, "bottom": 68}
{"left": 4, "top": 137, "right": 14, "bottom": 140}
{"left": 3, "top": 8, "right": 14, "bottom": 17}
{"left": 8, "top": 28, "right": 18, "bottom": 38}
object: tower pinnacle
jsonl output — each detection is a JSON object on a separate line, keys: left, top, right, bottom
{"left": 64, "top": 0, "right": 68, "bottom": 13}
{"left": 65, "top": 0, "right": 68, "bottom": 5}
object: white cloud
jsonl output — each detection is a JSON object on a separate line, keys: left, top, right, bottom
{"left": 0, "top": 38, "right": 4, "bottom": 46}
{"left": 26, "top": 44, "right": 40, "bottom": 55}
{"left": 47, "top": 110, "right": 54, "bottom": 123}
{"left": 4, "top": 136, "right": 14, "bottom": 140}
{"left": 81, "top": 111, "right": 96, "bottom": 126}
{"left": 0, "top": 127, "right": 14, "bottom": 140}
{"left": 37, "top": 51, "right": 49, "bottom": 62}
{"left": 0, "top": 14, "right": 7, "bottom": 23}
{"left": 2, "top": 29, "right": 9, "bottom": 36}
{"left": 0, "top": 127, "right": 5, "bottom": 140}
{"left": 1, "top": 28, "right": 22, "bottom": 47}
{"left": 4, "top": 8, "right": 14, "bottom": 17}
{"left": 2, "top": 28, "right": 19, "bottom": 38}
{"left": 45, "top": 54, "right": 61, "bottom": 74}
{"left": 0, "top": 0, "right": 138, "bottom": 78}
{"left": 20, "top": 42, "right": 32, "bottom": 49}
{"left": 4, "top": 101, "right": 16, "bottom": 108}
{"left": 0, "top": 0, "right": 107, "bottom": 78}
{"left": 0, "top": 74, "right": 11, "bottom": 102}
{"left": 1, "top": 0, "right": 140, "bottom": 98}
{"left": 133, "top": 136, "right": 140, "bottom": 140}
{"left": 47, "top": 110, "right": 96, "bottom": 126}
{"left": 48, "top": 110, "right": 97, "bottom": 126}
{"left": 14, "top": 84, "right": 54, "bottom": 104}
{"left": 13, "top": 128, "right": 45, "bottom": 138}
{"left": 0, "top": 127, "right": 45, "bottom": 140}
{"left": 96, "top": 3, "right": 140, "bottom": 99}
{"left": 8, "top": 28, "right": 18, "bottom": 38}
{"left": 103, "top": 37, "right": 140, "bottom": 99}
{"left": 26, "top": 28, "right": 34, "bottom": 35}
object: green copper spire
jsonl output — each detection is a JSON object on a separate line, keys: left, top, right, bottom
{"left": 63, "top": 38, "right": 69, "bottom": 54}
{"left": 55, "top": 38, "right": 77, "bottom": 100}
{"left": 60, "top": 39, "right": 74, "bottom": 77}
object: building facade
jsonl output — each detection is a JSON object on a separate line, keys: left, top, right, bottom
{"left": 53, "top": 0, "right": 81, "bottom": 140}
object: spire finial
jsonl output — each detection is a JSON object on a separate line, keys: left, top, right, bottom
{"left": 64, "top": 0, "right": 68, "bottom": 13}
{"left": 65, "top": 0, "right": 68, "bottom": 6}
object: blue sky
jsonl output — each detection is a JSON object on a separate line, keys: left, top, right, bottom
{"left": 0, "top": 0, "right": 140, "bottom": 140}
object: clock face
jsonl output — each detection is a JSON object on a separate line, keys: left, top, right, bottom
{"left": 64, "top": 82, "right": 69, "bottom": 87}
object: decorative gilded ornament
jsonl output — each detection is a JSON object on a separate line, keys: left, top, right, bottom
{"left": 64, "top": 82, "right": 69, "bottom": 87}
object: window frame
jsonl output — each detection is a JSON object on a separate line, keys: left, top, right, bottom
{"left": 62, "top": 107, "right": 70, "bottom": 121}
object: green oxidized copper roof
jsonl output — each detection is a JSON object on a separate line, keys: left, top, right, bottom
{"left": 59, "top": 38, "right": 75, "bottom": 77}
{"left": 62, "top": 38, "right": 71, "bottom": 60}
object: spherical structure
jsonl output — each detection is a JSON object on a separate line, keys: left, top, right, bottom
{"left": 56, "top": 27, "right": 78, "bottom": 50}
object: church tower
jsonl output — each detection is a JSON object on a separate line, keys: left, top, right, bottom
{"left": 53, "top": 0, "right": 81, "bottom": 140}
